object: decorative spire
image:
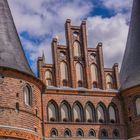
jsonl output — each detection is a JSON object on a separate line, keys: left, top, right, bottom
{"left": 120, "top": 0, "right": 140, "bottom": 90}
{"left": 0, "top": 0, "right": 34, "bottom": 76}
{"left": 42, "top": 50, "right": 45, "bottom": 63}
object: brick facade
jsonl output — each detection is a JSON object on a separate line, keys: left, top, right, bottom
{"left": 37, "top": 20, "right": 128, "bottom": 140}
{"left": 0, "top": 8, "right": 140, "bottom": 140}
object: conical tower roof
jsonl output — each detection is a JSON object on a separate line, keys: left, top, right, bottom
{"left": 120, "top": 0, "right": 140, "bottom": 90}
{"left": 0, "top": 0, "right": 34, "bottom": 76}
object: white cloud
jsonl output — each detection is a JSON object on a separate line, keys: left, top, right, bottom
{"left": 7, "top": 0, "right": 131, "bottom": 73}
{"left": 8, "top": 0, "right": 93, "bottom": 73}
{"left": 8, "top": 0, "right": 92, "bottom": 36}
{"left": 101, "top": 0, "right": 132, "bottom": 12}
{"left": 87, "top": 14, "right": 129, "bottom": 68}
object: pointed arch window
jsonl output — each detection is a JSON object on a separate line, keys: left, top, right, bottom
{"left": 109, "top": 105, "right": 116, "bottom": 123}
{"left": 112, "top": 129, "right": 120, "bottom": 139}
{"left": 48, "top": 101, "right": 58, "bottom": 122}
{"left": 76, "top": 129, "right": 84, "bottom": 137}
{"left": 100, "top": 129, "right": 108, "bottom": 139}
{"left": 50, "top": 128, "right": 58, "bottom": 137}
{"left": 23, "top": 85, "right": 32, "bottom": 106}
{"left": 64, "top": 129, "right": 71, "bottom": 137}
{"left": 90, "top": 64, "right": 98, "bottom": 88}
{"left": 73, "top": 102, "right": 83, "bottom": 122}
{"left": 73, "top": 41, "right": 81, "bottom": 57}
{"left": 60, "top": 102, "right": 71, "bottom": 122}
{"left": 97, "top": 104, "right": 106, "bottom": 123}
{"left": 85, "top": 103, "right": 95, "bottom": 122}
{"left": 76, "top": 63, "right": 83, "bottom": 87}
{"left": 106, "top": 74, "right": 113, "bottom": 89}
{"left": 136, "top": 97, "right": 140, "bottom": 115}
{"left": 45, "top": 70, "right": 53, "bottom": 86}
{"left": 60, "top": 62, "right": 68, "bottom": 86}
{"left": 88, "top": 129, "right": 96, "bottom": 137}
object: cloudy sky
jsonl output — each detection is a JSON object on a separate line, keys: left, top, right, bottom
{"left": 8, "top": 0, "right": 133, "bottom": 74}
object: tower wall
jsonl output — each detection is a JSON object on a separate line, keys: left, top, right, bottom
{"left": 0, "top": 68, "right": 44, "bottom": 140}
{"left": 121, "top": 86, "right": 140, "bottom": 139}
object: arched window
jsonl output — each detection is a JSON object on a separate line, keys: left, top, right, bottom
{"left": 76, "top": 63, "right": 83, "bottom": 87}
{"left": 62, "top": 80, "right": 67, "bottom": 87}
{"left": 88, "top": 129, "right": 96, "bottom": 137}
{"left": 90, "top": 53, "right": 96, "bottom": 60}
{"left": 73, "top": 41, "right": 81, "bottom": 57}
{"left": 73, "top": 102, "right": 83, "bottom": 122}
{"left": 61, "top": 102, "right": 71, "bottom": 122}
{"left": 97, "top": 103, "right": 106, "bottom": 123}
{"left": 85, "top": 102, "right": 95, "bottom": 122}
{"left": 64, "top": 129, "right": 71, "bottom": 137}
{"left": 106, "top": 74, "right": 113, "bottom": 89}
{"left": 112, "top": 129, "right": 120, "bottom": 139}
{"left": 109, "top": 105, "right": 116, "bottom": 123}
{"left": 100, "top": 129, "right": 108, "bottom": 139}
{"left": 23, "top": 85, "right": 32, "bottom": 106}
{"left": 50, "top": 128, "right": 58, "bottom": 137}
{"left": 45, "top": 70, "right": 52, "bottom": 86}
{"left": 90, "top": 64, "right": 98, "bottom": 87}
{"left": 92, "top": 82, "right": 97, "bottom": 88}
{"left": 76, "top": 129, "right": 84, "bottom": 137}
{"left": 48, "top": 101, "right": 58, "bottom": 122}
{"left": 60, "top": 62, "right": 68, "bottom": 86}
{"left": 136, "top": 97, "right": 140, "bottom": 115}
{"left": 78, "top": 81, "right": 83, "bottom": 87}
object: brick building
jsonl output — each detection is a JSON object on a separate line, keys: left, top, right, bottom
{"left": 0, "top": 0, "right": 140, "bottom": 140}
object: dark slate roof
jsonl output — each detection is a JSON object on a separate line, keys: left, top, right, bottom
{"left": 120, "top": 0, "right": 140, "bottom": 90}
{"left": 0, "top": 0, "right": 34, "bottom": 76}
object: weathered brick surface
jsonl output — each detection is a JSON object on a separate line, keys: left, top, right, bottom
{"left": 42, "top": 90, "right": 126, "bottom": 139}
{"left": 37, "top": 20, "right": 127, "bottom": 139}
{"left": 121, "top": 86, "right": 140, "bottom": 139}
{"left": 0, "top": 69, "right": 43, "bottom": 139}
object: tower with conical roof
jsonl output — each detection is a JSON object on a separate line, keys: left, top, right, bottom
{"left": 0, "top": 0, "right": 45, "bottom": 139}
{"left": 0, "top": 0, "right": 34, "bottom": 76}
{"left": 120, "top": 0, "right": 140, "bottom": 139}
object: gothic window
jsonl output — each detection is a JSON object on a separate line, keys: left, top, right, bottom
{"left": 60, "top": 102, "right": 71, "bottom": 122}
{"left": 76, "top": 129, "right": 84, "bottom": 137}
{"left": 106, "top": 74, "right": 113, "bottom": 89}
{"left": 45, "top": 70, "right": 52, "bottom": 86}
{"left": 85, "top": 102, "right": 95, "bottom": 122}
{"left": 90, "top": 64, "right": 98, "bottom": 87}
{"left": 90, "top": 53, "right": 96, "bottom": 60}
{"left": 136, "top": 97, "right": 140, "bottom": 115}
{"left": 78, "top": 81, "right": 83, "bottom": 87}
{"left": 73, "top": 102, "right": 83, "bottom": 122}
{"left": 97, "top": 103, "right": 106, "bottom": 123}
{"left": 109, "top": 105, "right": 116, "bottom": 123}
{"left": 92, "top": 82, "right": 97, "bottom": 88}
{"left": 76, "top": 63, "right": 83, "bottom": 87}
{"left": 73, "top": 41, "right": 81, "bottom": 57}
{"left": 73, "top": 31, "right": 79, "bottom": 37}
{"left": 48, "top": 101, "right": 58, "bottom": 122}
{"left": 50, "top": 128, "right": 58, "bottom": 137}
{"left": 60, "top": 62, "right": 68, "bottom": 86}
{"left": 100, "top": 129, "right": 108, "bottom": 139}
{"left": 88, "top": 129, "right": 96, "bottom": 137}
{"left": 64, "top": 129, "right": 71, "bottom": 137}
{"left": 112, "top": 129, "right": 120, "bottom": 139}
{"left": 60, "top": 51, "right": 66, "bottom": 58}
{"left": 62, "top": 79, "right": 67, "bottom": 87}
{"left": 23, "top": 85, "right": 32, "bottom": 106}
